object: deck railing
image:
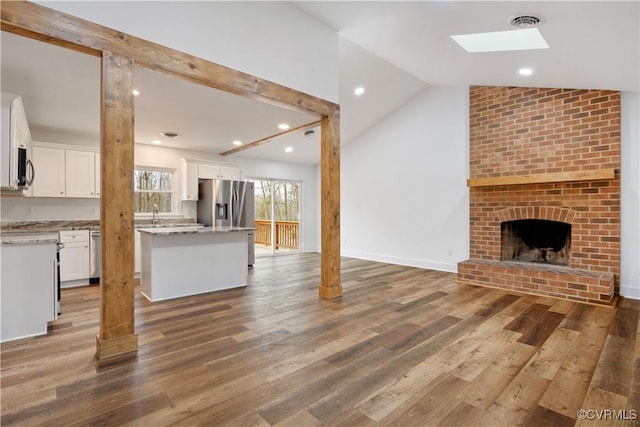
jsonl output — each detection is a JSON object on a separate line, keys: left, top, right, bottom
{"left": 254, "top": 220, "right": 299, "bottom": 249}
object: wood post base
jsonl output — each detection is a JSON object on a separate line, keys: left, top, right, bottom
{"left": 95, "top": 333, "right": 138, "bottom": 361}
{"left": 319, "top": 284, "right": 343, "bottom": 299}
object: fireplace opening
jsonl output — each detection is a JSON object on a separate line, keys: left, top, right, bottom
{"left": 501, "top": 219, "right": 571, "bottom": 266}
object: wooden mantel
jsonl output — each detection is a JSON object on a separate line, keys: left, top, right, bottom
{"left": 1, "top": 1, "right": 344, "bottom": 362}
{"left": 467, "top": 169, "right": 616, "bottom": 188}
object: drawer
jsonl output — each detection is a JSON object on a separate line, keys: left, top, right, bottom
{"left": 59, "top": 229, "right": 90, "bottom": 243}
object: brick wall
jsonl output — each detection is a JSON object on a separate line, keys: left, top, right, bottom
{"left": 459, "top": 86, "right": 621, "bottom": 305}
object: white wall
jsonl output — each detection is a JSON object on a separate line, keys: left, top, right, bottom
{"left": 341, "top": 86, "right": 469, "bottom": 272}
{"left": 34, "top": 1, "right": 339, "bottom": 103}
{"left": 621, "top": 91, "right": 640, "bottom": 298}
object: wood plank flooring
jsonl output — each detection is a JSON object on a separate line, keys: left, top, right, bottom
{"left": 2, "top": 254, "right": 640, "bottom": 426}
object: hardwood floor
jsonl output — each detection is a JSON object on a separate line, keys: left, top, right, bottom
{"left": 2, "top": 254, "right": 640, "bottom": 426}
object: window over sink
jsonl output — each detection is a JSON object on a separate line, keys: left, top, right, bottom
{"left": 134, "top": 167, "right": 173, "bottom": 213}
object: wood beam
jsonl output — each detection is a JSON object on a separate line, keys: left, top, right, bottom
{"left": 319, "top": 112, "right": 342, "bottom": 299}
{"left": 220, "top": 120, "right": 321, "bottom": 156}
{"left": 0, "top": 1, "right": 338, "bottom": 118}
{"left": 96, "top": 51, "right": 137, "bottom": 361}
{"left": 467, "top": 169, "right": 616, "bottom": 188}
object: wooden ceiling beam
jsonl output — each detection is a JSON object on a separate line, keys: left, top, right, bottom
{"left": 220, "top": 120, "right": 321, "bottom": 156}
{"left": 0, "top": 1, "right": 339, "bottom": 118}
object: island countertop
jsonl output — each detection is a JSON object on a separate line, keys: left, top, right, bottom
{"left": 1, "top": 231, "right": 59, "bottom": 245}
{"left": 137, "top": 226, "right": 254, "bottom": 236}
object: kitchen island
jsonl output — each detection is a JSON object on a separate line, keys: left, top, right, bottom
{"left": 138, "top": 226, "right": 253, "bottom": 302}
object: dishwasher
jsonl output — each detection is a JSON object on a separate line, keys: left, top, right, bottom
{"left": 89, "top": 230, "right": 101, "bottom": 283}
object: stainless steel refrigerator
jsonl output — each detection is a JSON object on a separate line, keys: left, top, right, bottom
{"left": 197, "top": 179, "right": 255, "bottom": 265}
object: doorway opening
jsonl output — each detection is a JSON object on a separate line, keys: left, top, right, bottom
{"left": 253, "top": 179, "right": 301, "bottom": 256}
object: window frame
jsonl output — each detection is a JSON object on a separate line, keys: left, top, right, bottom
{"left": 133, "top": 165, "right": 176, "bottom": 216}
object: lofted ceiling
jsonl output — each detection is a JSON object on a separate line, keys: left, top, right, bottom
{"left": 1, "top": 2, "right": 638, "bottom": 166}
{"left": 295, "top": 1, "right": 639, "bottom": 92}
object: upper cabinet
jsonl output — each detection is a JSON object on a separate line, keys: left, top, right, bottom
{"left": 31, "top": 145, "right": 66, "bottom": 197}
{"left": 182, "top": 159, "right": 240, "bottom": 201}
{"left": 65, "top": 150, "right": 96, "bottom": 198}
{"left": 29, "top": 142, "right": 100, "bottom": 198}
{"left": 198, "top": 162, "right": 240, "bottom": 181}
{"left": 181, "top": 159, "right": 199, "bottom": 201}
{"left": 94, "top": 152, "right": 100, "bottom": 198}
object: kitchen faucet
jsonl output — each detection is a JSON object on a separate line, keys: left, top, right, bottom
{"left": 153, "top": 204, "right": 159, "bottom": 224}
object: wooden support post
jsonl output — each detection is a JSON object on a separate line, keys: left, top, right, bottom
{"left": 96, "top": 51, "right": 138, "bottom": 361}
{"left": 319, "top": 111, "right": 343, "bottom": 299}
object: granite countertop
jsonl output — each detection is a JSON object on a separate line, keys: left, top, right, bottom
{"left": 1, "top": 232, "right": 59, "bottom": 246}
{"left": 138, "top": 226, "right": 255, "bottom": 236}
{"left": 0, "top": 219, "right": 199, "bottom": 234}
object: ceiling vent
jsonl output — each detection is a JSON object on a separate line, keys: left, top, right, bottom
{"left": 161, "top": 131, "right": 180, "bottom": 138}
{"left": 509, "top": 14, "right": 545, "bottom": 28}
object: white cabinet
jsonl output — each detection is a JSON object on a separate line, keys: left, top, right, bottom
{"left": 94, "top": 152, "right": 100, "bottom": 198}
{"left": 31, "top": 146, "right": 65, "bottom": 197}
{"left": 1, "top": 240, "right": 56, "bottom": 342}
{"left": 181, "top": 159, "right": 199, "bottom": 201}
{"left": 219, "top": 165, "right": 241, "bottom": 180}
{"left": 59, "top": 230, "right": 90, "bottom": 285}
{"left": 135, "top": 230, "right": 142, "bottom": 275}
{"left": 29, "top": 143, "right": 100, "bottom": 199}
{"left": 198, "top": 162, "right": 240, "bottom": 180}
{"left": 65, "top": 150, "right": 96, "bottom": 198}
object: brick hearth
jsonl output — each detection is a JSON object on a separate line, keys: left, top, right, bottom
{"left": 458, "top": 86, "right": 621, "bottom": 305}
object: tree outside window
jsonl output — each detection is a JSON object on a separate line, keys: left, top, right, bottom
{"left": 134, "top": 169, "right": 172, "bottom": 213}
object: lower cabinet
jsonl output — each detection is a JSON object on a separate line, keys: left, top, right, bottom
{"left": 1, "top": 241, "right": 56, "bottom": 342}
{"left": 59, "top": 230, "right": 90, "bottom": 286}
{"left": 135, "top": 230, "right": 142, "bottom": 275}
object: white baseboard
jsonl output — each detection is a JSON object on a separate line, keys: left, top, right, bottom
{"left": 620, "top": 285, "right": 640, "bottom": 300}
{"left": 341, "top": 250, "right": 458, "bottom": 273}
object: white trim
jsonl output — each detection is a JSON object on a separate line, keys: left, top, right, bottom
{"left": 620, "top": 285, "right": 640, "bottom": 300}
{"left": 341, "top": 250, "right": 458, "bottom": 273}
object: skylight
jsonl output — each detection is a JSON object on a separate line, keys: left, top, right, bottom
{"left": 450, "top": 28, "right": 549, "bottom": 53}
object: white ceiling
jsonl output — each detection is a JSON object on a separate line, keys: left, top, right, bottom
{"left": 295, "top": 1, "right": 639, "bottom": 92}
{"left": 1, "top": 1, "right": 638, "bottom": 166}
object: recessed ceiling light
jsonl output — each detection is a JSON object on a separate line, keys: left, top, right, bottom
{"left": 151, "top": 140, "right": 162, "bottom": 145}
{"left": 232, "top": 140, "right": 243, "bottom": 146}
{"left": 519, "top": 68, "right": 534, "bottom": 76}
{"left": 354, "top": 86, "right": 365, "bottom": 96}
{"left": 132, "top": 89, "right": 140, "bottom": 96}
{"left": 278, "top": 123, "right": 290, "bottom": 130}
{"left": 285, "top": 147, "right": 293, "bottom": 153}
{"left": 450, "top": 28, "right": 549, "bottom": 53}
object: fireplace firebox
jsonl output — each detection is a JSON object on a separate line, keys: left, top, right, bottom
{"left": 501, "top": 219, "right": 571, "bottom": 266}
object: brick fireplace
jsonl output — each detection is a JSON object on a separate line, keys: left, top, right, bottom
{"left": 457, "top": 86, "right": 621, "bottom": 305}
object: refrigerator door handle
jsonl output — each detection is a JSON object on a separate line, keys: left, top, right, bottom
{"left": 232, "top": 190, "right": 238, "bottom": 226}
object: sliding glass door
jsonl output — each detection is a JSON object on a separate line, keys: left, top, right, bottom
{"left": 253, "top": 179, "right": 301, "bottom": 255}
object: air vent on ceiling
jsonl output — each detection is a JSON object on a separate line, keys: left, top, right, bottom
{"left": 161, "top": 131, "right": 180, "bottom": 138}
{"left": 509, "top": 14, "right": 544, "bottom": 28}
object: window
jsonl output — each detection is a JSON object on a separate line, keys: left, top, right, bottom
{"left": 134, "top": 168, "right": 173, "bottom": 213}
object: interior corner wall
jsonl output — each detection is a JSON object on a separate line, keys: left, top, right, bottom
{"left": 34, "top": 1, "right": 339, "bottom": 103}
{"left": 341, "top": 86, "right": 469, "bottom": 272}
{"left": 621, "top": 91, "right": 640, "bottom": 298}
